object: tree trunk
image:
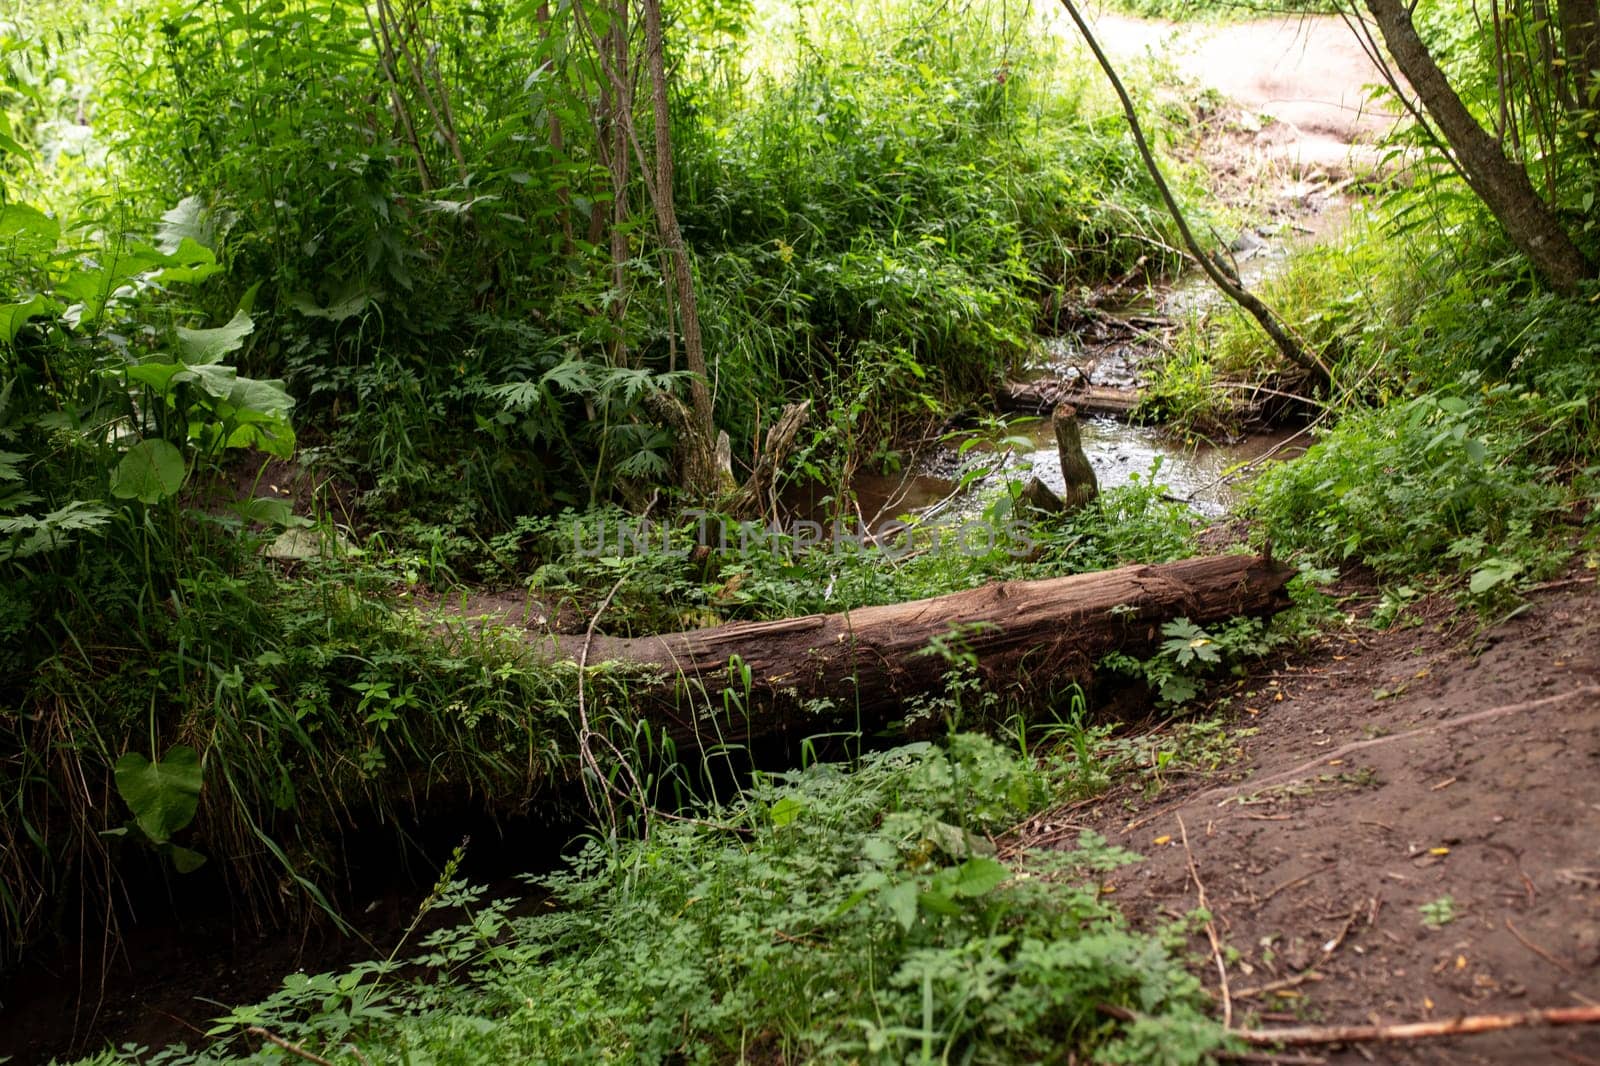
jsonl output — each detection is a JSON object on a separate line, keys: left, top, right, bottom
{"left": 640, "top": 0, "right": 720, "bottom": 496}
{"left": 546, "top": 554, "right": 1293, "bottom": 749}
{"left": 1366, "top": 0, "right": 1595, "bottom": 293}
{"left": 1559, "top": 0, "right": 1599, "bottom": 119}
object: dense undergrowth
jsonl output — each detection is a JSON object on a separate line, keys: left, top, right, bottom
{"left": 80, "top": 734, "right": 1234, "bottom": 1066}
{"left": 0, "top": 0, "right": 1203, "bottom": 970}
{"left": 1146, "top": 197, "right": 1600, "bottom": 595}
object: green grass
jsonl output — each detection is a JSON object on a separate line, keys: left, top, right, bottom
{"left": 1143, "top": 193, "right": 1600, "bottom": 602}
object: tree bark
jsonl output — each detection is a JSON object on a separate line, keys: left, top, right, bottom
{"left": 1366, "top": 0, "right": 1596, "bottom": 293}
{"left": 1053, "top": 403, "right": 1099, "bottom": 512}
{"left": 640, "top": 0, "right": 720, "bottom": 496}
{"left": 1559, "top": 0, "right": 1599, "bottom": 118}
{"left": 543, "top": 554, "right": 1293, "bottom": 749}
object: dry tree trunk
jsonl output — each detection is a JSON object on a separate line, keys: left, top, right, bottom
{"left": 1365, "top": 0, "right": 1596, "bottom": 293}
{"left": 1053, "top": 403, "right": 1099, "bottom": 512}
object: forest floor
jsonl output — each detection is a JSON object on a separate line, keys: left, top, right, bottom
{"left": 1008, "top": 560, "right": 1600, "bottom": 1064}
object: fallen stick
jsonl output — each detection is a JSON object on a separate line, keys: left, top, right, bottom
{"left": 1236, "top": 1004, "right": 1600, "bottom": 1046}
{"left": 1179, "top": 813, "right": 1233, "bottom": 1028}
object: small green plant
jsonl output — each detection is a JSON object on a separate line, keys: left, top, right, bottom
{"left": 1419, "top": 895, "right": 1457, "bottom": 929}
{"left": 1102, "top": 615, "right": 1272, "bottom": 707}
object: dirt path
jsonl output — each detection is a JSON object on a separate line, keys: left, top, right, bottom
{"left": 1085, "top": 10, "right": 1401, "bottom": 181}
{"left": 1012, "top": 566, "right": 1600, "bottom": 1062}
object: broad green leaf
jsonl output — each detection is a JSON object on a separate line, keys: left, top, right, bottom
{"left": 156, "top": 196, "right": 235, "bottom": 254}
{"left": 916, "top": 889, "right": 963, "bottom": 917}
{"left": 224, "top": 419, "right": 297, "bottom": 459}
{"left": 768, "top": 796, "right": 804, "bottom": 828}
{"left": 949, "top": 857, "right": 1008, "bottom": 897}
{"left": 228, "top": 496, "right": 311, "bottom": 528}
{"left": 289, "top": 287, "right": 372, "bottom": 322}
{"left": 175, "top": 309, "right": 254, "bottom": 365}
{"left": 0, "top": 204, "right": 59, "bottom": 259}
{"left": 0, "top": 295, "right": 59, "bottom": 344}
{"left": 883, "top": 880, "right": 919, "bottom": 931}
{"left": 111, "top": 439, "right": 186, "bottom": 504}
{"left": 114, "top": 746, "right": 203, "bottom": 844}
{"left": 1469, "top": 557, "right": 1522, "bottom": 595}
{"left": 124, "top": 360, "right": 197, "bottom": 396}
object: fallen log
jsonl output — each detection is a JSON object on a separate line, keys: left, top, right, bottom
{"left": 539, "top": 554, "right": 1292, "bottom": 749}
{"left": 998, "top": 379, "right": 1141, "bottom": 418}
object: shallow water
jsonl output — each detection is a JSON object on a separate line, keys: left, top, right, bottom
{"left": 1005, "top": 414, "right": 1304, "bottom": 517}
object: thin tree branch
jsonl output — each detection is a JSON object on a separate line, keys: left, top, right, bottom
{"left": 1054, "top": 0, "right": 1329, "bottom": 380}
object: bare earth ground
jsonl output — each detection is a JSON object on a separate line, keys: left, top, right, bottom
{"left": 1008, "top": 565, "right": 1600, "bottom": 1063}
{"left": 1087, "top": 11, "right": 1403, "bottom": 184}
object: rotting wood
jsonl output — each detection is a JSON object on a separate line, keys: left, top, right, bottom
{"left": 998, "top": 379, "right": 1141, "bottom": 418}
{"left": 532, "top": 554, "right": 1293, "bottom": 749}
{"left": 1053, "top": 402, "right": 1099, "bottom": 512}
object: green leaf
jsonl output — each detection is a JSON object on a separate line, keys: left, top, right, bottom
{"left": 167, "top": 844, "right": 208, "bottom": 874}
{"left": 156, "top": 196, "right": 234, "bottom": 254}
{"left": 0, "top": 204, "right": 60, "bottom": 259}
{"left": 228, "top": 496, "right": 310, "bottom": 528}
{"left": 111, "top": 440, "right": 186, "bottom": 504}
{"left": 768, "top": 796, "right": 805, "bottom": 828}
{"left": 949, "top": 857, "right": 1008, "bottom": 898}
{"left": 114, "top": 746, "right": 203, "bottom": 844}
{"left": 289, "top": 286, "right": 373, "bottom": 322}
{"left": 916, "top": 889, "right": 963, "bottom": 916}
{"left": 175, "top": 309, "right": 254, "bottom": 365}
{"left": 1469, "top": 557, "right": 1522, "bottom": 595}
{"left": 0, "top": 295, "right": 59, "bottom": 344}
{"left": 883, "top": 880, "right": 919, "bottom": 931}
{"left": 124, "top": 360, "right": 198, "bottom": 395}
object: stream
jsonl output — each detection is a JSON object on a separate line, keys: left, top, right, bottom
{"left": 865, "top": 197, "right": 1357, "bottom": 529}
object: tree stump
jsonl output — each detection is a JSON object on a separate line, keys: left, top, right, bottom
{"left": 1053, "top": 403, "right": 1099, "bottom": 512}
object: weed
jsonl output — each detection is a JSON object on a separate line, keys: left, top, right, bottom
{"left": 1419, "top": 895, "right": 1457, "bottom": 929}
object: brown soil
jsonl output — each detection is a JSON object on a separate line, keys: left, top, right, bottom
{"left": 1087, "top": 11, "right": 1404, "bottom": 188}
{"left": 1009, "top": 564, "right": 1600, "bottom": 1063}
